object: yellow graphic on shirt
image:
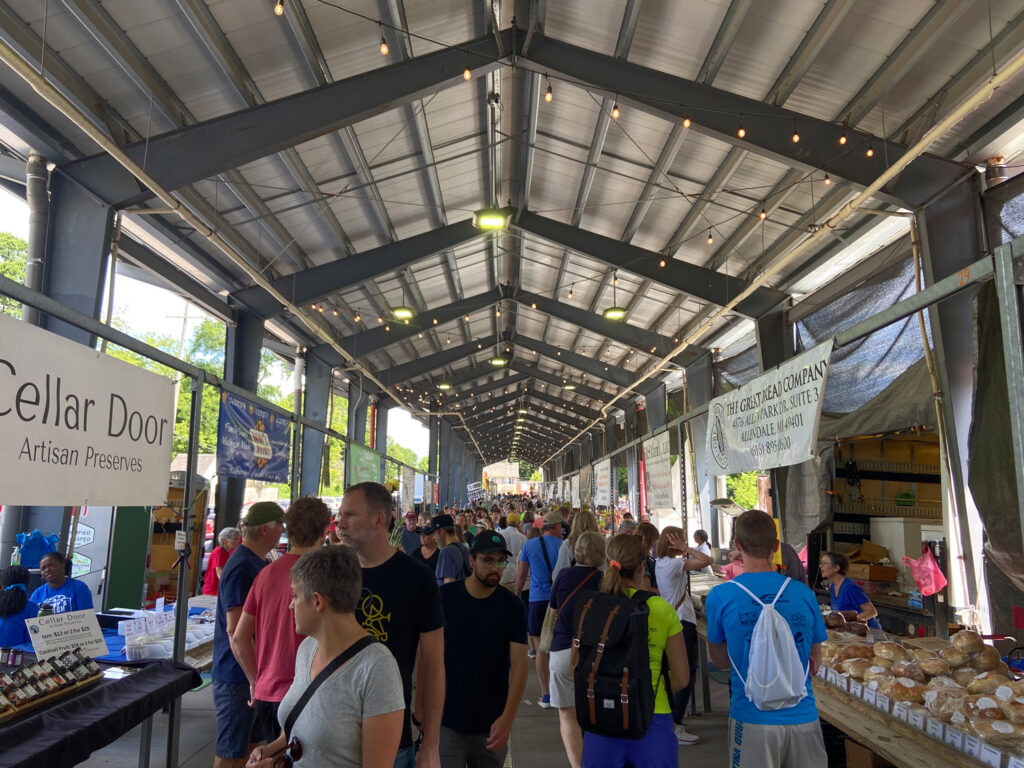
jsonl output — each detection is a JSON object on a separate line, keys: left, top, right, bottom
{"left": 359, "top": 591, "right": 392, "bottom": 642}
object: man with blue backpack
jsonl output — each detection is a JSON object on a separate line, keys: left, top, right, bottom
{"left": 705, "top": 509, "right": 828, "bottom": 767}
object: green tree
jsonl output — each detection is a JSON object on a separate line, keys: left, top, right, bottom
{"left": 384, "top": 436, "right": 421, "bottom": 482}
{"left": 517, "top": 460, "right": 539, "bottom": 479}
{"left": 0, "top": 232, "right": 28, "bottom": 317}
{"left": 726, "top": 471, "right": 760, "bottom": 510}
{"left": 529, "top": 468, "right": 543, "bottom": 481}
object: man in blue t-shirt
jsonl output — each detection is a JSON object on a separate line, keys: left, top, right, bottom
{"left": 431, "top": 513, "right": 470, "bottom": 586}
{"left": 705, "top": 509, "right": 828, "bottom": 768}
{"left": 212, "top": 502, "right": 283, "bottom": 768}
{"left": 514, "top": 510, "right": 562, "bottom": 708}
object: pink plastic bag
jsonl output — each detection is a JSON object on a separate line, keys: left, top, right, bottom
{"left": 903, "top": 544, "right": 948, "bottom": 596}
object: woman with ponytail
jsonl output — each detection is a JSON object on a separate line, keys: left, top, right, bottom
{"left": 582, "top": 534, "right": 690, "bottom": 768}
{"left": 0, "top": 566, "right": 39, "bottom": 646}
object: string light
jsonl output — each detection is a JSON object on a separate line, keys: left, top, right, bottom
{"left": 384, "top": 324, "right": 390, "bottom": 331}
{"left": 611, "top": 102, "right": 620, "bottom": 119}
{"left": 274, "top": 0, "right": 284, "bottom": 16}
{"left": 737, "top": 124, "right": 746, "bottom": 139}
{"left": 463, "top": 66, "right": 472, "bottom": 81}
{"left": 530, "top": 302, "right": 537, "bottom": 309}
{"left": 839, "top": 134, "right": 847, "bottom": 145}
{"left": 823, "top": 174, "right": 831, "bottom": 186}
{"left": 379, "top": 27, "right": 389, "bottom": 56}
{"left": 865, "top": 146, "right": 874, "bottom": 158}
{"left": 683, "top": 116, "right": 691, "bottom": 128}
{"left": 465, "top": 313, "right": 470, "bottom": 321}
{"left": 568, "top": 284, "right": 574, "bottom": 299}
{"left": 544, "top": 77, "right": 553, "bottom": 103}
{"left": 659, "top": 258, "right": 666, "bottom": 268}
{"left": 496, "top": 308, "right": 501, "bottom": 317}
{"left": 354, "top": 313, "right": 361, "bottom": 323}
{"left": 707, "top": 230, "right": 714, "bottom": 245}
{"left": 377, "top": 315, "right": 384, "bottom": 323}
{"left": 433, "top": 317, "right": 438, "bottom": 325}
{"left": 332, "top": 309, "right": 338, "bottom": 316}
{"left": 759, "top": 205, "right": 767, "bottom": 220}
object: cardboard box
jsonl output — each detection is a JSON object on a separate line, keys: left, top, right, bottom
{"left": 845, "top": 739, "right": 895, "bottom": 768}
{"left": 848, "top": 539, "right": 889, "bottom": 564}
{"left": 848, "top": 563, "right": 898, "bottom": 582}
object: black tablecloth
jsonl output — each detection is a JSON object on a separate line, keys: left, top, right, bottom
{"left": 0, "top": 660, "right": 201, "bottom": 768}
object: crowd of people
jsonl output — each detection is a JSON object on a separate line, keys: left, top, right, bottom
{"left": 0, "top": 483, "right": 841, "bottom": 767}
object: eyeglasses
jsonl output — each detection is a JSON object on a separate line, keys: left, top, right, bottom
{"left": 477, "top": 556, "right": 508, "bottom": 569}
{"left": 270, "top": 738, "right": 303, "bottom": 768}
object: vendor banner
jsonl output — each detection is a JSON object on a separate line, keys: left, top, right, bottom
{"left": 467, "top": 481, "right": 485, "bottom": 502}
{"left": 594, "top": 459, "right": 612, "bottom": 506}
{"left": 0, "top": 314, "right": 175, "bottom": 505}
{"left": 348, "top": 442, "right": 380, "bottom": 484}
{"left": 217, "top": 392, "right": 291, "bottom": 482}
{"left": 401, "top": 466, "right": 415, "bottom": 514}
{"left": 571, "top": 474, "right": 580, "bottom": 506}
{"left": 643, "top": 431, "right": 673, "bottom": 510}
{"left": 579, "top": 464, "right": 593, "bottom": 504}
{"left": 706, "top": 342, "right": 832, "bottom": 475}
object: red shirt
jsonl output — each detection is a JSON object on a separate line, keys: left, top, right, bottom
{"left": 203, "top": 545, "right": 231, "bottom": 596}
{"left": 242, "top": 553, "right": 303, "bottom": 702}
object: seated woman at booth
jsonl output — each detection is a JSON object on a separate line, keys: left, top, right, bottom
{"left": 0, "top": 566, "right": 39, "bottom": 645}
{"left": 30, "top": 551, "right": 93, "bottom": 614}
{"left": 819, "top": 551, "right": 881, "bottom": 630}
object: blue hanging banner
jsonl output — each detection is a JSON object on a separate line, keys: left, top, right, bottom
{"left": 216, "top": 392, "right": 291, "bottom": 482}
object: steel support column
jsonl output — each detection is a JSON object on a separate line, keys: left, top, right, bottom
{"left": 428, "top": 415, "right": 439, "bottom": 513}
{"left": 645, "top": 384, "right": 667, "bottom": 432}
{"left": 685, "top": 353, "right": 716, "bottom": 546}
{"left": 215, "top": 310, "right": 265, "bottom": 529}
{"left": 375, "top": 398, "right": 390, "bottom": 483}
{"left": 756, "top": 308, "right": 794, "bottom": 537}
{"left": 299, "top": 354, "right": 332, "bottom": 497}
{"left": 624, "top": 405, "right": 639, "bottom": 516}
{"left": 344, "top": 378, "right": 370, "bottom": 488}
{"left": 439, "top": 419, "right": 453, "bottom": 506}
{"left": 591, "top": 428, "right": 603, "bottom": 461}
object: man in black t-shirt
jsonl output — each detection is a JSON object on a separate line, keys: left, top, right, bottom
{"left": 339, "top": 482, "right": 445, "bottom": 768}
{"left": 439, "top": 531, "right": 528, "bottom": 768}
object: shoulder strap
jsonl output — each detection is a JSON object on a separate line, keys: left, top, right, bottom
{"left": 554, "top": 569, "right": 598, "bottom": 620}
{"left": 284, "top": 636, "right": 375, "bottom": 741}
{"left": 770, "top": 577, "right": 792, "bottom": 606}
{"left": 538, "top": 537, "right": 555, "bottom": 584}
{"left": 726, "top": 578, "right": 764, "bottom": 605}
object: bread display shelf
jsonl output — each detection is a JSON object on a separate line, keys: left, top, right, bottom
{"left": 0, "top": 670, "right": 104, "bottom": 724}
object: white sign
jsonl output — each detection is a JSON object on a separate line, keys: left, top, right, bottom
{"left": 74, "top": 522, "right": 95, "bottom": 548}
{"left": 174, "top": 530, "right": 188, "bottom": 550}
{"left": 25, "top": 608, "right": 107, "bottom": 659}
{"left": 0, "top": 314, "right": 176, "bottom": 505}
{"left": 571, "top": 474, "right": 580, "bottom": 506}
{"left": 705, "top": 342, "right": 832, "bottom": 476}
{"left": 643, "top": 431, "right": 673, "bottom": 510}
{"left": 401, "top": 467, "right": 415, "bottom": 513}
{"left": 594, "top": 459, "right": 612, "bottom": 506}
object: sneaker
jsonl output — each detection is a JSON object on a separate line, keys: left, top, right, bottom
{"left": 674, "top": 724, "right": 700, "bottom": 745}
{"left": 527, "top": 648, "right": 537, "bottom": 659}
{"left": 537, "top": 695, "right": 552, "bottom": 709}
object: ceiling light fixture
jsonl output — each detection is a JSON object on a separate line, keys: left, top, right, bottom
{"left": 274, "top": 0, "right": 284, "bottom": 16}
{"left": 683, "top": 116, "right": 691, "bottom": 128}
{"left": 463, "top": 65, "right": 472, "bottom": 80}
{"left": 839, "top": 133, "right": 847, "bottom": 145}
{"left": 611, "top": 102, "right": 620, "bottom": 119}
{"left": 379, "top": 24, "right": 389, "bottom": 56}
{"left": 437, "top": 382, "right": 452, "bottom": 391}
{"left": 473, "top": 208, "right": 511, "bottom": 230}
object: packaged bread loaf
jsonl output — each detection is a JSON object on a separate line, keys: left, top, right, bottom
{"left": 873, "top": 641, "right": 910, "bottom": 662}
{"left": 870, "top": 656, "right": 893, "bottom": 670}
{"left": 918, "top": 657, "right": 952, "bottom": 677}
{"left": 971, "top": 719, "right": 1024, "bottom": 751}
{"left": 953, "top": 630, "right": 985, "bottom": 654}
{"left": 842, "top": 658, "right": 875, "bottom": 679}
{"left": 927, "top": 675, "right": 965, "bottom": 690}
{"left": 825, "top": 612, "right": 847, "bottom": 629}
{"left": 973, "top": 646, "right": 1003, "bottom": 671}
{"left": 864, "top": 665, "right": 894, "bottom": 686}
{"left": 891, "top": 660, "right": 927, "bottom": 684}
{"left": 881, "top": 676, "right": 926, "bottom": 703}
{"left": 845, "top": 621, "right": 869, "bottom": 636}
{"left": 964, "top": 693, "right": 1006, "bottom": 719}
{"left": 924, "top": 686, "right": 967, "bottom": 723}
{"left": 968, "top": 671, "right": 1011, "bottom": 694}
{"left": 840, "top": 610, "right": 860, "bottom": 622}
{"left": 912, "top": 648, "right": 939, "bottom": 661}
{"left": 953, "top": 667, "right": 980, "bottom": 687}
{"left": 1000, "top": 696, "right": 1024, "bottom": 724}
{"left": 836, "top": 644, "right": 875, "bottom": 662}
{"left": 940, "top": 645, "right": 972, "bottom": 667}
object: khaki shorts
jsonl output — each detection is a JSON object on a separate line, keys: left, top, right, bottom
{"left": 728, "top": 718, "right": 827, "bottom": 768}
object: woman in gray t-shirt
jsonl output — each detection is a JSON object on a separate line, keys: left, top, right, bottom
{"left": 247, "top": 547, "right": 405, "bottom": 768}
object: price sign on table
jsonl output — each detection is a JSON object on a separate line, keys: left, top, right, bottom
{"left": 849, "top": 680, "right": 863, "bottom": 698}
{"left": 925, "top": 717, "right": 945, "bottom": 740}
{"left": 943, "top": 726, "right": 964, "bottom": 750}
{"left": 25, "top": 609, "right": 107, "bottom": 658}
{"left": 963, "top": 735, "right": 982, "bottom": 758}
{"left": 979, "top": 744, "right": 1003, "bottom": 768}
{"left": 909, "top": 709, "right": 927, "bottom": 731}
{"left": 1006, "top": 755, "right": 1024, "bottom": 768}
{"left": 891, "top": 701, "right": 910, "bottom": 722}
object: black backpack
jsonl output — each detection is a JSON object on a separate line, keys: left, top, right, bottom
{"left": 570, "top": 590, "right": 656, "bottom": 739}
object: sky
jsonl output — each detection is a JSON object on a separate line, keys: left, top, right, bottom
{"left": 0, "top": 188, "right": 429, "bottom": 459}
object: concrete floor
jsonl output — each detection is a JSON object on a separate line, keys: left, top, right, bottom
{"left": 76, "top": 667, "right": 734, "bottom": 768}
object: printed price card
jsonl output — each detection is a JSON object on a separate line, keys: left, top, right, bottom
{"left": 849, "top": 680, "right": 863, "bottom": 698}
{"left": 925, "top": 717, "right": 945, "bottom": 740}
{"left": 909, "top": 708, "right": 927, "bottom": 731}
{"left": 816, "top": 664, "right": 828, "bottom": 679}
{"left": 979, "top": 744, "right": 1003, "bottom": 768}
{"left": 874, "top": 693, "right": 890, "bottom": 712}
{"left": 25, "top": 609, "right": 107, "bottom": 658}
{"left": 862, "top": 688, "right": 877, "bottom": 706}
{"left": 963, "top": 735, "right": 982, "bottom": 758}
{"left": 943, "top": 726, "right": 964, "bottom": 750}
{"left": 1005, "top": 755, "right": 1024, "bottom": 768}
{"left": 174, "top": 530, "right": 187, "bottom": 550}
{"left": 891, "top": 701, "right": 910, "bottom": 722}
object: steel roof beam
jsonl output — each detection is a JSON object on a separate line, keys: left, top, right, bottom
{"left": 516, "top": 33, "right": 969, "bottom": 208}
{"left": 511, "top": 335, "right": 640, "bottom": 390}
{"left": 517, "top": 212, "right": 781, "bottom": 317}
{"left": 450, "top": 372, "right": 530, "bottom": 402}
{"left": 524, "top": 388, "right": 602, "bottom": 422}
{"left": 510, "top": 361, "right": 610, "bottom": 404}
{"left": 59, "top": 29, "right": 511, "bottom": 207}
{"left": 231, "top": 220, "right": 483, "bottom": 316}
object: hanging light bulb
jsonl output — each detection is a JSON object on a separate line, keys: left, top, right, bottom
{"left": 823, "top": 174, "right": 831, "bottom": 186}
{"left": 496, "top": 308, "right": 501, "bottom": 317}
{"left": 737, "top": 125, "right": 746, "bottom": 139}
{"left": 377, "top": 315, "right": 384, "bottom": 324}
{"left": 274, "top": 0, "right": 284, "bottom": 16}
{"left": 683, "top": 116, "right": 691, "bottom": 128}
{"left": 707, "top": 230, "right": 714, "bottom": 245}
{"left": 530, "top": 302, "right": 537, "bottom": 309}
{"left": 792, "top": 121, "right": 800, "bottom": 143}
{"left": 568, "top": 284, "right": 574, "bottom": 299}
{"left": 379, "top": 36, "right": 389, "bottom": 56}
{"left": 611, "top": 102, "right": 620, "bottom": 119}
{"left": 332, "top": 309, "right": 338, "bottom": 316}
{"left": 545, "top": 82, "right": 553, "bottom": 103}
{"left": 463, "top": 66, "right": 472, "bottom": 81}
{"left": 354, "top": 313, "right": 361, "bottom": 323}
{"left": 759, "top": 205, "right": 767, "bottom": 220}
{"left": 659, "top": 258, "right": 666, "bottom": 268}
{"left": 433, "top": 317, "right": 438, "bottom": 325}
{"left": 839, "top": 133, "right": 848, "bottom": 145}
{"left": 384, "top": 324, "right": 390, "bottom": 331}
{"left": 865, "top": 146, "right": 874, "bottom": 158}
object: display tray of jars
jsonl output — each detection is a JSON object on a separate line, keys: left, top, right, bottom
{"left": 818, "top": 628, "right": 1024, "bottom": 765}
{"left": 0, "top": 648, "right": 104, "bottom": 724}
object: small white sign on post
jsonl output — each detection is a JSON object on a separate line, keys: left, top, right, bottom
{"left": 642, "top": 431, "right": 673, "bottom": 510}
{"left": 0, "top": 313, "right": 176, "bottom": 505}
{"left": 705, "top": 342, "right": 832, "bottom": 476}
{"left": 593, "top": 459, "right": 612, "bottom": 506}
{"left": 25, "top": 609, "right": 107, "bottom": 659}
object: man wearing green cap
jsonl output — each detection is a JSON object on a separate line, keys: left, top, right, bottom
{"left": 212, "top": 501, "right": 285, "bottom": 768}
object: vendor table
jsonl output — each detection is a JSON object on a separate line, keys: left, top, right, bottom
{"left": 0, "top": 660, "right": 201, "bottom": 768}
{"left": 812, "top": 677, "right": 995, "bottom": 768}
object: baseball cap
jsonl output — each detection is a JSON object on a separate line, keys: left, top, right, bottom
{"left": 506, "top": 512, "right": 521, "bottom": 525}
{"left": 242, "top": 501, "right": 285, "bottom": 527}
{"left": 424, "top": 513, "right": 455, "bottom": 533}
{"left": 542, "top": 511, "right": 563, "bottom": 527}
{"left": 471, "top": 530, "right": 512, "bottom": 556}
{"left": 404, "top": 511, "right": 417, "bottom": 520}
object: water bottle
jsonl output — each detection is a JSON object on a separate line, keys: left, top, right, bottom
{"left": 10, "top": 547, "right": 19, "bottom": 566}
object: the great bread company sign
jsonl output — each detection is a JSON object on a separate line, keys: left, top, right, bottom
{"left": 0, "top": 313, "right": 176, "bottom": 505}
{"left": 705, "top": 342, "right": 832, "bottom": 476}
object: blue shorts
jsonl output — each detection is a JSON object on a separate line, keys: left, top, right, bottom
{"left": 527, "top": 600, "right": 548, "bottom": 637}
{"left": 393, "top": 745, "right": 416, "bottom": 768}
{"left": 212, "top": 680, "right": 255, "bottom": 759}
{"left": 582, "top": 713, "right": 677, "bottom": 768}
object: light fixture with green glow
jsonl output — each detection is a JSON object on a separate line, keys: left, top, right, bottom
{"left": 518, "top": 408, "right": 527, "bottom": 414}
{"left": 489, "top": 356, "right": 507, "bottom": 366}
{"left": 473, "top": 208, "right": 512, "bottom": 230}
{"left": 437, "top": 382, "right": 452, "bottom": 391}
{"left": 563, "top": 383, "right": 576, "bottom": 391}
{"left": 393, "top": 306, "right": 414, "bottom": 320}
{"left": 602, "top": 269, "right": 626, "bottom": 321}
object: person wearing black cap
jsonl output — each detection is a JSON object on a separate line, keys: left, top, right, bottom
{"left": 432, "top": 513, "right": 471, "bottom": 587}
{"left": 439, "top": 531, "right": 528, "bottom": 768}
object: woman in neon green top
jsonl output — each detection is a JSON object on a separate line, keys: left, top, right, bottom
{"left": 580, "top": 534, "right": 690, "bottom": 768}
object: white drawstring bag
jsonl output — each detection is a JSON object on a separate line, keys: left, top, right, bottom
{"left": 726, "top": 577, "right": 809, "bottom": 711}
